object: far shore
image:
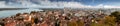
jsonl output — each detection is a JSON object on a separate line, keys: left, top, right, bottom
{"left": 0, "top": 8, "right": 28, "bottom": 11}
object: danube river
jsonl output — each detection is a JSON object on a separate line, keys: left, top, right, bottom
{"left": 0, "top": 8, "right": 43, "bottom": 18}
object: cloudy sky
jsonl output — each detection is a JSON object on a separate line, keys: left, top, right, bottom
{"left": 50, "top": 0, "right": 120, "bottom": 6}
{"left": 0, "top": 0, "right": 120, "bottom": 8}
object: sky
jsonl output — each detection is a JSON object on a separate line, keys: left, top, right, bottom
{"left": 50, "top": 0, "right": 120, "bottom": 6}
{"left": 0, "top": 0, "right": 120, "bottom": 8}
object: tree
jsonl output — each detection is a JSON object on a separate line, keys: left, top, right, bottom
{"left": 111, "top": 11, "right": 120, "bottom": 22}
{"left": 77, "top": 20, "right": 84, "bottom": 26}
{"left": 104, "top": 16, "right": 116, "bottom": 26}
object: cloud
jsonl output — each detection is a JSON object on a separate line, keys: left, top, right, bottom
{"left": 0, "top": 0, "right": 120, "bottom": 8}
{"left": 0, "top": 1, "right": 15, "bottom": 8}
{"left": 104, "top": 5, "right": 120, "bottom": 8}
{"left": 62, "top": 2, "right": 84, "bottom": 8}
{"left": 61, "top": 2, "right": 120, "bottom": 8}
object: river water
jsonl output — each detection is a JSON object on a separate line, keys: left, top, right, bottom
{"left": 0, "top": 8, "right": 43, "bottom": 18}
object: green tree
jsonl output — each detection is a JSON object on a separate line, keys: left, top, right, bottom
{"left": 104, "top": 16, "right": 116, "bottom": 26}
{"left": 77, "top": 20, "right": 84, "bottom": 26}
{"left": 111, "top": 11, "right": 120, "bottom": 22}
